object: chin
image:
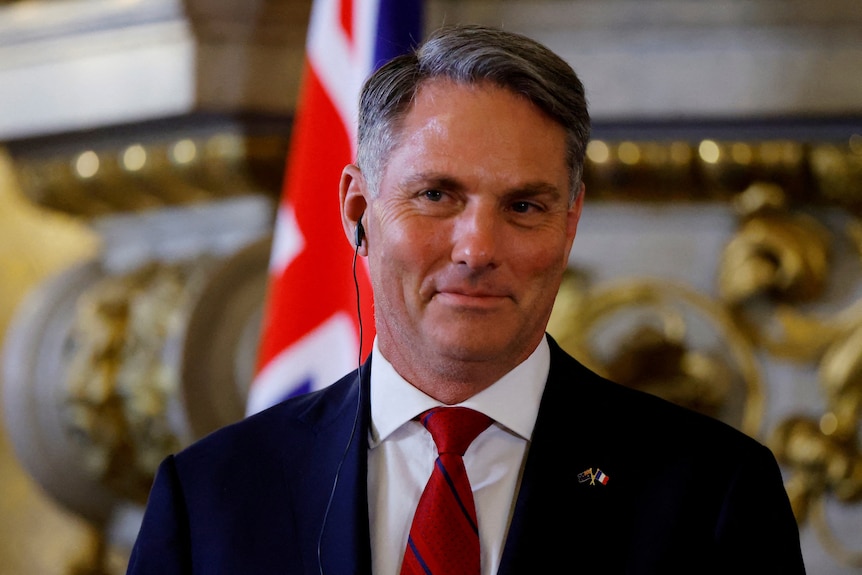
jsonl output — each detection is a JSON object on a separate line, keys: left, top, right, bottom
{"left": 431, "top": 333, "right": 510, "bottom": 362}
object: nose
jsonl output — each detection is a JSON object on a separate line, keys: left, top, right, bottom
{"left": 451, "top": 204, "right": 501, "bottom": 270}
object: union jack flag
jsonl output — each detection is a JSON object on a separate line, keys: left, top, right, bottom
{"left": 248, "top": 0, "right": 423, "bottom": 415}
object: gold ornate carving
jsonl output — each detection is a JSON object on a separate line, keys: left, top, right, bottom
{"left": 769, "top": 320, "right": 862, "bottom": 566}
{"left": 62, "top": 259, "right": 215, "bottom": 504}
{"left": 715, "top": 182, "right": 862, "bottom": 567}
{"left": 717, "top": 182, "right": 838, "bottom": 362}
{"left": 810, "top": 141, "right": 862, "bottom": 211}
{"left": 548, "top": 272, "right": 764, "bottom": 437}
{"left": 718, "top": 182, "right": 831, "bottom": 307}
{"left": 11, "top": 130, "right": 289, "bottom": 220}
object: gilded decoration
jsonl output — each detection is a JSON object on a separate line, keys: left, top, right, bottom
{"left": 719, "top": 183, "right": 862, "bottom": 566}
{"left": 62, "top": 259, "right": 216, "bottom": 504}
{"left": 548, "top": 272, "right": 764, "bottom": 437}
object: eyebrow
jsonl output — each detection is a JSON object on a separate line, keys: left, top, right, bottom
{"left": 505, "top": 182, "right": 562, "bottom": 198}
{"left": 401, "top": 172, "right": 563, "bottom": 199}
{"left": 400, "top": 172, "right": 464, "bottom": 192}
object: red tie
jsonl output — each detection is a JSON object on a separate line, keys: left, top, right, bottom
{"left": 400, "top": 407, "right": 493, "bottom": 575}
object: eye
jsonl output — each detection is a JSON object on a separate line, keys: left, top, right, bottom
{"left": 511, "top": 201, "right": 539, "bottom": 214}
{"left": 423, "top": 189, "right": 445, "bottom": 202}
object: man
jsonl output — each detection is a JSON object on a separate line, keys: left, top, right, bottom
{"left": 127, "top": 24, "right": 806, "bottom": 574}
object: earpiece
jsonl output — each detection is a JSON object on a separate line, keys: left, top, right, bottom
{"left": 355, "top": 218, "right": 365, "bottom": 247}
{"left": 321, "top": 211, "right": 366, "bottom": 573}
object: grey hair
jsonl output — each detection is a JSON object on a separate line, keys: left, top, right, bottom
{"left": 355, "top": 24, "right": 591, "bottom": 204}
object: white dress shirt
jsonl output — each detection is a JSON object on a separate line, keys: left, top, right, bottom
{"left": 367, "top": 336, "right": 550, "bottom": 575}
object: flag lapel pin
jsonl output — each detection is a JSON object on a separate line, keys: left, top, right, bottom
{"left": 578, "top": 467, "right": 610, "bottom": 486}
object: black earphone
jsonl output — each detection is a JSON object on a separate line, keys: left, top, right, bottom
{"left": 320, "top": 212, "right": 366, "bottom": 574}
{"left": 355, "top": 217, "right": 365, "bottom": 247}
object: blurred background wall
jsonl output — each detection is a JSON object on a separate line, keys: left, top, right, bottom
{"left": 1, "top": 0, "right": 861, "bottom": 573}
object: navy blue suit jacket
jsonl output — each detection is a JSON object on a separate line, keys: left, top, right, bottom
{"left": 127, "top": 336, "right": 805, "bottom": 574}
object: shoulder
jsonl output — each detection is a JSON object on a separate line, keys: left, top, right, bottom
{"left": 172, "top": 369, "right": 361, "bottom": 472}
{"left": 544, "top": 335, "right": 771, "bottom": 461}
{"left": 537, "top": 339, "right": 802, "bottom": 571}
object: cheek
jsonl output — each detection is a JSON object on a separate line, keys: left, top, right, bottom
{"left": 515, "top": 231, "right": 564, "bottom": 263}
{"left": 515, "top": 241, "right": 570, "bottom": 292}
{"left": 380, "top": 227, "right": 422, "bottom": 264}
{"left": 370, "top": 225, "right": 435, "bottom": 288}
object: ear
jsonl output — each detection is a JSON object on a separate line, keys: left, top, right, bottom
{"left": 340, "top": 163, "right": 369, "bottom": 256}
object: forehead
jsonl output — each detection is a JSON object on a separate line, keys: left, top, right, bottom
{"left": 382, "top": 79, "right": 569, "bottom": 188}
{"left": 404, "top": 78, "right": 551, "bottom": 131}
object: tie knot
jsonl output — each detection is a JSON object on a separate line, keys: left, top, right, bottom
{"left": 420, "top": 407, "right": 492, "bottom": 456}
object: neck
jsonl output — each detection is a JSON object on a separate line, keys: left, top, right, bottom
{"left": 377, "top": 340, "right": 532, "bottom": 405}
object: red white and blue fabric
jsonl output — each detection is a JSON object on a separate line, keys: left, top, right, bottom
{"left": 401, "top": 407, "right": 493, "bottom": 575}
{"left": 248, "top": 0, "right": 423, "bottom": 415}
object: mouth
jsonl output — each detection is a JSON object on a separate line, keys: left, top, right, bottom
{"left": 432, "top": 288, "right": 512, "bottom": 310}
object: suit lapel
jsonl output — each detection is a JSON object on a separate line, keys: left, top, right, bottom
{"left": 288, "top": 363, "right": 373, "bottom": 575}
{"left": 497, "top": 338, "right": 628, "bottom": 574}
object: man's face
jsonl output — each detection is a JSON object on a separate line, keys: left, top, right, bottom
{"left": 365, "top": 79, "right": 583, "bottom": 380}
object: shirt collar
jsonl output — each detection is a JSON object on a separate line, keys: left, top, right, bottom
{"left": 369, "top": 336, "right": 550, "bottom": 447}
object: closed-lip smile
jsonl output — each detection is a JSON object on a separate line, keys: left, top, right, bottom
{"left": 433, "top": 287, "right": 512, "bottom": 309}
